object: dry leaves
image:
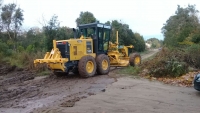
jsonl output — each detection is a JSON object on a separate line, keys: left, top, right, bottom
{"left": 148, "top": 71, "right": 200, "bottom": 87}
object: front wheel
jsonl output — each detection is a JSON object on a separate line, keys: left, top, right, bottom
{"left": 78, "top": 55, "right": 97, "bottom": 78}
{"left": 129, "top": 53, "right": 141, "bottom": 66}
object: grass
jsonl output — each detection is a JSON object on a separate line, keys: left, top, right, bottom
{"left": 2, "top": 55, "right": 25, "bottom": 68}
{"left": 114, "top": 49, "right": 158, "bottom": 78}
{"left": 0, "top": 50, "right": 48, "bottom": 77}
{"left": 117, "top": 66, "right": 141, "bottom": 76}
{"left": 1, "top": 51, "right": 46, "bottom": 69}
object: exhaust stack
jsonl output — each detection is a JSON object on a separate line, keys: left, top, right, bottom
{"left": 73, "top": 28, "right": 77, "bottom": 39}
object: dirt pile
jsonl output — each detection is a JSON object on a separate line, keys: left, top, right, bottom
{"left": 0, "top": 64, "right": 16, "bottom": 75}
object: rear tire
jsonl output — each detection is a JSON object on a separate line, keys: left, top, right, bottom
{"left": 78, "top": 55, "right": 96, "bottom": 78}
{"left": 129, "top": 53, "right": 141, "bottom": 66}
{"left": 96, "top": 54, "right": 110, "bottom": 75}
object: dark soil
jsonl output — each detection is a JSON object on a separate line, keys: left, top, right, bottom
{"left": 0, "top": 63, "right": 116, "bottom": 113}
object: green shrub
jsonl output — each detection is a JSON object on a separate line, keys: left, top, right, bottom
{"left": 0, "top": 52, "right": 3, "bottom": 62}
{"left": 26, "top": 45, "right": 35, "bottom": 53}
{"left": 17, "top": 46, "right": 25, "bottom": 52}
{"left": 0, "top": 40, "right": 13, "bottom": 56}
{"left": 185, "top": 44, "right": 200, "bottom": 68}
{"left": 147, "top": 61, "right": 188, "bottom": 77}
{"left": 5, "top": 49, "right": 13, "bottom": 56}
{"left": 2, "top": 50, "right": 46, "bottom": 70}
{"left": 166, "top": 60, "right": 188, "bottom": 77}
{"left": 141, "top": 47, "right": 188, "bottom": 77}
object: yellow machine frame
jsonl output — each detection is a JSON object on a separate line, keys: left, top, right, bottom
{"left": 33, "top": 21, "right": 141, "bottom": 77}
{"left": 34, "top": 39, "right": 96, "bottom": 72}
{"left": 34, "top": 31, "right": 136, "bottom": 71}
{"left": 34, "top": 40, "right": 68, "bottom": 71}
{"left": 107, "top": 31, "right": 134, "bottom": 66}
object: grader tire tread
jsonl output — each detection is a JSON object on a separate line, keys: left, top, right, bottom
{"left": 96, "top": 54, "right": 110, "bottom": 75}
{"left": 78, "top": 55, "right": 96, "bottom": 78}
{"left": 129, "top": 53, "right": 141, "bottom": 66}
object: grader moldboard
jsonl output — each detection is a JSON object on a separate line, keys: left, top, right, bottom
{"left": 34, "top": 22, "right": 141, "bottom": 77}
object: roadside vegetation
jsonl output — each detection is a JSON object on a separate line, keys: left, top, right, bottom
{"left": 118, "top": 66, "right": 141, "bottom": 75}
{"left": 121, "top": 4, "right": 200, "bottom": 87}
{"left": 146, "top": 5, "right": 200, "bottom": 76}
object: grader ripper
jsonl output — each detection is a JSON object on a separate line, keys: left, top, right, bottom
{"left": 34, "top": 22, "right": 141, "bottom": 77}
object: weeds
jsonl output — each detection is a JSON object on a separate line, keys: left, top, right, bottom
{"left": 141, "top": 44, "right": 200, "bottom": 78}
{"left": 118, "top": 66, "right": 141, "bottom": 76}
{"left": 184, "top": 44, "right": 200, "bottom": 68}
{"left": 1, "top": 50, "right": 47, "bottom": 72}
{"left": 120, "top": 45, "right": 200, "bottom": 78}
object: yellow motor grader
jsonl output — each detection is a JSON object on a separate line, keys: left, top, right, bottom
{"left": 34, "top": 22, "right": 141, "bottom": 77}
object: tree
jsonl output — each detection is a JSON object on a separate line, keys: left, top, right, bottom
{"left": 105, "top": 21, "right": 111, "bottom": 25}
{"left": 18, "top": 27, "right": 46, "bottom": 52}
{"left": 111, "top": 20, "right": 133, "bottom": 45}
{"left": 146, "top": 38, "right": 163, "bottom": 48}
{"left": 43, "top": 15, "right": 60, "bottom": 51}
{"left": 76, "top": 11, "right": 96, "bottom": 26}
{"left": 133, "top": 33, "right": 146, "bottom": 52}
{"left": 43, "top": 15, "right": 75, "bottom": 51}
{"left": 162, "top": 4, "right": 200, "bottom": 46}
{"left": 56, "top": 26, "right": 73, "bottom": 40}
{"left": 110, "top": 20, "right": 145, "bottom": 52}
{"left": 0, "top": 0, "right": 3, "bottom": 32}
{"left": 1, "top": 3, "right": 24, "bottom": 40}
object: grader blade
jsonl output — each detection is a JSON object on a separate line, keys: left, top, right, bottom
{"left": 118, "top": 59, "right": 129, "bottom": 66}
{"left": 110, "top": 59, "right": 129, "bottom": 67}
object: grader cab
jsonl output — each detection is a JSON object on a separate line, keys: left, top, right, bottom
{"left": 34, "top": 22, "right": 141, "bottom": 77}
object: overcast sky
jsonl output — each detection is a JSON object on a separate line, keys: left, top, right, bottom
{"left": 4, "top": 0, "right": 200, "bottom": 40}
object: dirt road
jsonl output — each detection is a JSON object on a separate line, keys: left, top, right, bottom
{"left": 0, "top": 73, "right": 116, "bottom": 113}
{"left": 141, "top": 49, "right": 159, "bottom": 60}
{"left": 56, "top": 77, "right": 200, "bottom": 113}
{"left": 1, "top": 49, "right": 199, "bottom": 113}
